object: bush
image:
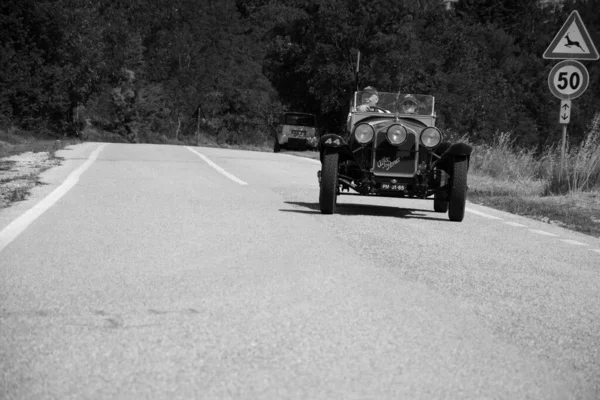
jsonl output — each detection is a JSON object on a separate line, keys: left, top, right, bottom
{"left": 0, "top": 127, "right": 34, "bottom": 145}
{"left": 469, "top": 132, "right": 545, "bottom": 182}
{"left": 81, "top": 127, "right": 129, "bottom": 143}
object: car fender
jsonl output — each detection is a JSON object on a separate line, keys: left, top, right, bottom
{"left": 319, "top": 134, "right": 354, "bottom": 163}
{"left": 433, "top": 142, "right": 473, "bottom": 171}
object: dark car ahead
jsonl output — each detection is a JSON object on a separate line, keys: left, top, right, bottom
{"left": 317, "top": 89, "right": 472, "bottom": 222}
{"left": 274, "top": 112, "right": 318, "bottom": 152}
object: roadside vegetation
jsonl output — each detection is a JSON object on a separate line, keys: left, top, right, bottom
{"left": 0, "top": 128, "right": 78, "bottom": 208}
{"left": 466, "top": 112, "right": 600, "bottom": 238}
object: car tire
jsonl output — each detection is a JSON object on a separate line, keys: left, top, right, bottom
{"left": 319, "top": 151, "right": 339, "bottom": 214}
{"left": 448, "top": 157, "right": 468, "bottom": 222}
{"left": 273, "top": 137, "right": 281, "bottom": 153}
{"left": 433, "top": 193, "right": 448, "bottom": 213}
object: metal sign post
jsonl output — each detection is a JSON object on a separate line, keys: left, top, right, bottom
{"left": 544, "top": 10, "right": 598, "bottom": 182}
{"left": 547, "top": 60, "right": 589, "bottom": 176}
{"left": 559, "top": 100, "right": 571, "bottom": 173}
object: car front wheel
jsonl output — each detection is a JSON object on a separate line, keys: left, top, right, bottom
{"left": 448, "top": 157, "right": 468, "bottom": 222}
{"left": 319, "top": 151, "right": 339, "bottom": 214}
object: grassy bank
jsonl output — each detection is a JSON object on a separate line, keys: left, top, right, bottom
{"left": 465, "top": 113, "right": 600, "bottom": 237}
{"left": 2, "top": 122, "right": 600, "bottom": 238}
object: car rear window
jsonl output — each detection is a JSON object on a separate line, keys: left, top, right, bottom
{"left": 283, "top": 114, "right": 316, "bottom": 127}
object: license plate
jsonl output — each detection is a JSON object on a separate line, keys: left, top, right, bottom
{"left": 381, "top": 183, "right": 405, "bottom": 191}
{"left": 291, "top": 130, "right": 306, "bottom": 137}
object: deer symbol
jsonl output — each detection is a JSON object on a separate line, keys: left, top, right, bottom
{"left": 564, "top": 33, "right": 584, "bottom": 51}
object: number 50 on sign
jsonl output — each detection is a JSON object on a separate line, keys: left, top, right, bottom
{"left": 548, "top": 60, "right": 589, "bottom": 100}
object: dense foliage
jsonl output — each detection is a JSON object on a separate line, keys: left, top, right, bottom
{"left": 0, "top": 0, "right": 598, "bottom": 148}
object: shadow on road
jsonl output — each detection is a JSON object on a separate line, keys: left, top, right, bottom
{"left": 281, "top": 201, "right": 449, "bottom": 221}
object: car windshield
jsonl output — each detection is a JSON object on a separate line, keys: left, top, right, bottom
{"left": 283, "top": 113, "right": 316, "bottom": 127}
{"left": 354, "top": 91, "right": 435, "bottom": 116}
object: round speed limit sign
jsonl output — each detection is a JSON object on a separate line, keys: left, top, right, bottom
{"left": 548, "top": 60, "right": 589, "bottom": 100}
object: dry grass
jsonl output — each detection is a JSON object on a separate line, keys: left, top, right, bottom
{"left": 547, "top": 113, "right": 600, "bottom": 194}
{"left": 466, "top": 112, "right": 600, "bottom": 237}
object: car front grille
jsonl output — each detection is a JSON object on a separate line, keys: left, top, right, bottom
{"left": 372, "top": 136, "right": 417, "bottom": 177}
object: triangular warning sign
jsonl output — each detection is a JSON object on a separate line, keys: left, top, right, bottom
{"left": 543, "top": 10, "right": 599, "bottom": 60}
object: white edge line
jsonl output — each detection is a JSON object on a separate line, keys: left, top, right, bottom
{"left": 0, "top": 143, "right": 107, "bottom": 253}
{"left": 503, "top": 221, "right": 527, "bottom": 227}
{"left": 592, "top": 249, "right": 600, "bottom": 254}
{"left": 559, "top": 239, "right": 588, "bottom": 246}
{"left": 528, "top": 229, "right": 559, "bottom": 237}
{"left": 186, "top": 147, "right": 248, "bottom": 185}
{"left": 465, "top": 207, "right": 503, "bottom": 220}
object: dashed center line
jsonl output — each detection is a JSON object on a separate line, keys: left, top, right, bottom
{"left": 186, "top": 147, "right": 248, "bottom": 185}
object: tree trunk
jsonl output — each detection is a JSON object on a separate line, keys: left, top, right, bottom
{"left": 175, "top": 115, "right": 181, "bottom": 141}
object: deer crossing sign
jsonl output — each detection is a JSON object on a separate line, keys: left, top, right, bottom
{"left": 543, "top": 10, "right": 598, "bottom": 60}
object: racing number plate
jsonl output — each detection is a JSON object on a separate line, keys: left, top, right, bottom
{"left": 381, "top": 183, "right": 405, "bottom": 191}
{"left": 291, "top": 129, "right": 306, "bottom": 137}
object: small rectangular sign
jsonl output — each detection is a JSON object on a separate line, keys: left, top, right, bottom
{"left": 560, "top": 100, "right": 571, "bottom": 124}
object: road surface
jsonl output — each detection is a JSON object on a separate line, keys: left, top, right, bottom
{"left": 1, "top": 142, "right": 599, "bottom": 399}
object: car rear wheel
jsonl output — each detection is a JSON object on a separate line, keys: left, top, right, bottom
{"left": 448, "top": 157, "right": 468, "bottom": 222}
{"left": 319, "top": 151, "right": 339, "bottom": 214}
{"left": 273, "top": 137, "right": 281, "bottom": 153}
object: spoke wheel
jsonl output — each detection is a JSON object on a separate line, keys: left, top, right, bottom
{"left": 448, "top": 157, "right": 468, "bottom": 222}
{"left": 319, "top": 152, "right": 339, "bottom": 214}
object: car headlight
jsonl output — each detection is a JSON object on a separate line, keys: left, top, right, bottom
{"left": 354, "top": 124, "right": 374, "bottom": 144}
{"left": 386, "top": 124, "right": 407, "bottom": 145}
{"left": 420, "top": 127, "right": 442, "bottom": 148}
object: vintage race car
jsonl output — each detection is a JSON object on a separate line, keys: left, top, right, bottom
{"left": 317, "top": 90, "right": 472, "bottom": 221}
{"left": 274, "top": 112, "right": 319, "bottom": 152}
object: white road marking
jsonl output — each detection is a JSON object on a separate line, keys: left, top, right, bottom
{"left": 186, "top": 147, "right": 248, "bottom": 185}
{"left": 184, "top": 152, "right": 600, "bottom": 256}
{"left": 529, "top": 229, "right": 559, "bottom": 237}
{"left": 559, "top": 239, "right": 588, "bottom": 246}
{"left": 503, "top": 221, "right": 527, "bottom": 228}
{"left": 465, "top": 207, "right": 502, "bottom": 220}
{"left": 0, "top": 143, "right": 107, "bottom": 254}
{"left": 591, "top": 249, "right": 600, "bottom": 255}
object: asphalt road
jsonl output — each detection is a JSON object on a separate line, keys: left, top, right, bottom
{"left": 1, "top": 143, "right": 599, "bottom": 400}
